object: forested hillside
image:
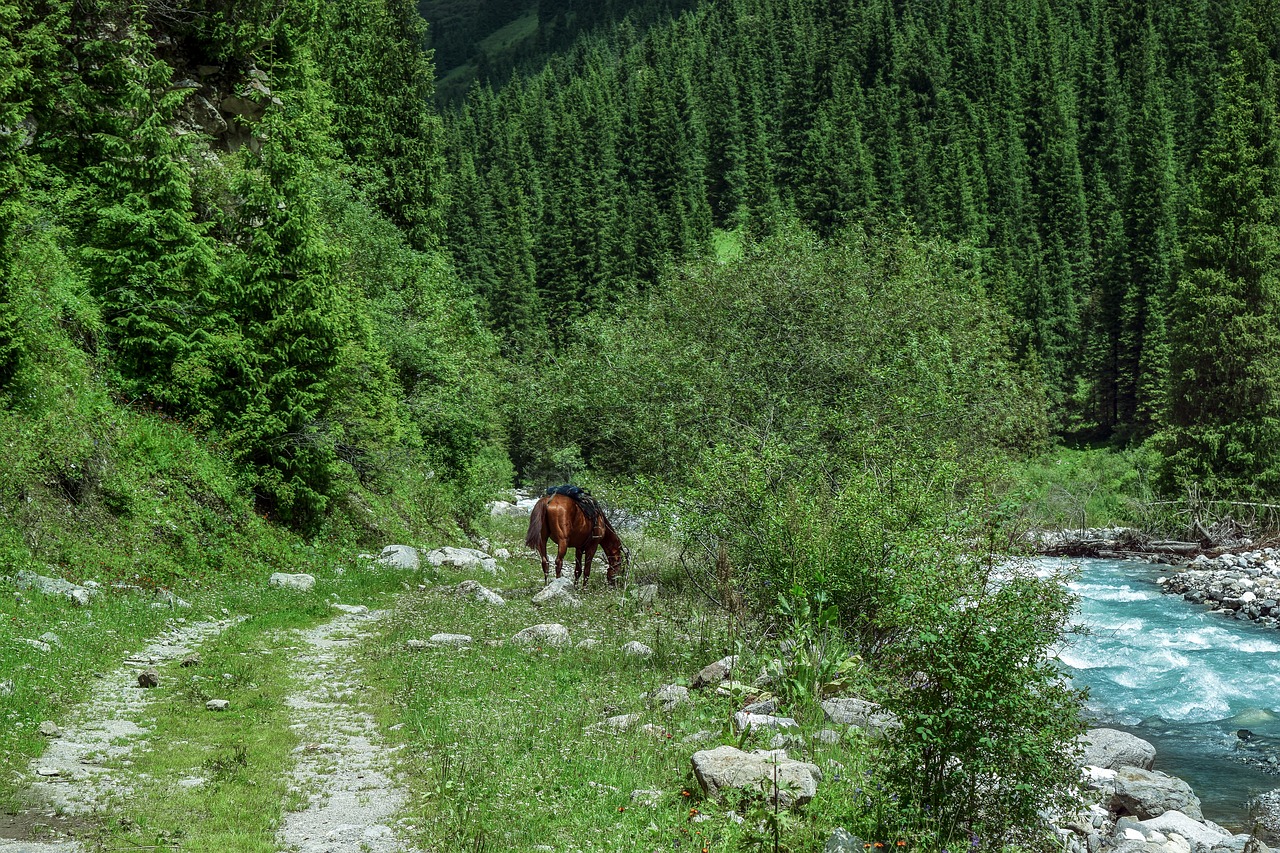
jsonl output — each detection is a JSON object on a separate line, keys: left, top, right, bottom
{"left": 420, "top": 0, "right": 698, "bottom": 102}
{"left": 444, "top": 0, "right": 1280, "bottom": 498}
{"left": 0, "top": 0, "right": 506, "bottom": 572}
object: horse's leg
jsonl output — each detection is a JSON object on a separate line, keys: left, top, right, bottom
{"left": 555, "top": 540, "right": 568, "bottom": 579}
{"left": 574, "top": 548, "right": 583, "bottom": 585}
{"left": 536, "top": 538, "right": 551, "bottom": 584}
{"left": 582, "top": 543, "right": 599, "bottom": 590}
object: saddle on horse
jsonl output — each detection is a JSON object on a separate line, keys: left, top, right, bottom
{"left": 545, "top": 484, "right": 607, "bottom": 540}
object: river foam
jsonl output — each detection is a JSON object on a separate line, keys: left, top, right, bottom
{"left": 1044, "top": 556, "right": 1280, "bottom": 828}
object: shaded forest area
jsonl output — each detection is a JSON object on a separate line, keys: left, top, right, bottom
{"left": 442, "top": 0, "right": 1280, "bottom": 498}
{"left": 420, "top": 0, "right": 697, "bottom": 102}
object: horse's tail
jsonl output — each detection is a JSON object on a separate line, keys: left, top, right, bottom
{"left": 524, "top": 498, "right": 547, "bottom": 552}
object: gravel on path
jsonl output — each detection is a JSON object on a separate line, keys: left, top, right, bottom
{"left": 0, "top": 617, "right": 240, "bottom": 853}
{"left": 277, "top": 609, "right": 418, "bottom": 853}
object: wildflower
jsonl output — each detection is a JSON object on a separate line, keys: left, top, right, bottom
{"left": 689, "top": 808, "right": 699, "bottom": 817}
{"left": 897, "top": 842, "right": 906, "bottom": 848}
{"left": 617, "top": 806, "right": 626, "bottom": 812}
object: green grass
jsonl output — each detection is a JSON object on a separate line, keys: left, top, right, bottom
{"left": 362, "top": 523, "right": 879, "bottom": 852}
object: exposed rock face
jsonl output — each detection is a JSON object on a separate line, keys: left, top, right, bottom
{"left": 269, "top": 572, "right": 315, "bottom": 592}
{"left": 1110, "top": 766, "right": 1203, "bottom": 821}
{"left": 690, "top": 746, "right": 821, "bottom": 808}
{"left": 512, "top": 623, "right": 571, "bottom": 647}
{"left": 206, "top": 699, "right": 230, "bottom": 711}
{"left": 377, "top": 545, "right": 420, "bottom": 571}
{"left": 1079, "top": 728, "right": 1157, "bottom": 770}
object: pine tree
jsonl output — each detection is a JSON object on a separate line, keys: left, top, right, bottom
{"left": 0, "top": 0, "right": 30, "bottom": 390}
{"left": 1158, "top": 26, "right": 1280, "bottom": 497}
{"left": 221, "top": 110, "right": 343, "bottom": 531}
{"left": 1115, "top": 20, "right": 1177, "bottom": 435}
{"left": 73, "top": 3, "right": 221, "bottom": 412}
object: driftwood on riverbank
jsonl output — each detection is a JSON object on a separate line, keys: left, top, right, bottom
{"left": 1033, "top": 523, "right": 1273, "bottom": 564}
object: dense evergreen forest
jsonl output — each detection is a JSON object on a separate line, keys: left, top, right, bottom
{"left": 0, "top": 0, "right": 504, "bottom": 544}
{"left": 4, "top": 0, "right": 1279, "bottom": 845}
{"left": 442, "top": 0, "right": 1280, "bottom": 499}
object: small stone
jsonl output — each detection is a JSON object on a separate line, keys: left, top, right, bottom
{"left": 180, "top": 653, "right": 201, "bottom": 668}
{"left": 331, "top": 603, "right": 369, "bottom": 615}
{"left": 743, "top": 697, "right": 778, "bottom": 714}
{"left": 405, "top": 640, "right": 430, "bottom": 651}
{"left": 532, "top": 577, "right": 581, "bottom": 608}
{"left": 38, "top": 721, "right": 60, "bottom": 738}
{"left": 456, "top": 580, "right": 505, "bottom": 605}
{"left": 692, "top": 655, "right": 738, "bottom": 688}
{"left": 622, "top": 641, "right": 654, "bottom": 658}
{"left": 733, "top": 712, "right": 800, "bottom": 733}
{"left": 138, "top": 668, "right": 160, "bottom": 688}
{"left": 631, "top": 789, "right": 663, "bottom": 806}
{"left": 647, "top": 684, "right": 691, "bottom": 711}
{"left": 826, "top": 828, "right": 866, "bottom": 852}
{"left": 512, "top": 623, "right": 571, "bottom": 647}
{"left": 38, "top": 632, "right": 62, "bottom": 647}
{"left": 269, "top": 572, "right": 315, "bottom": 592}
{"left": 21, "top": 638, "right": 51, "bottom": 653}
{"left": 206, "top": 699, "right": 230, "bottom": 711}
{"left": 34, "top": 766, "right": 61, "bottom": 777}
{"left": 429, "top": 633, "right": 472, "bottom": 646}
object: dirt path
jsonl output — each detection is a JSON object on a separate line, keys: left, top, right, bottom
{"left": 276, "top": 608, "right": 418, "bottom": 853}
{"left": 0, "top": 617, "right": 239, "bottom": 852}
{"left": 2, "top": 607, "right": 420, "bottom": 853}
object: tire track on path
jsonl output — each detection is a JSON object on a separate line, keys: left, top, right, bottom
{"left": 277, "top": 608, "right": 418, "bottom": 853}
{"left": 0, "top": 616, "right": 240, "bottom": 852}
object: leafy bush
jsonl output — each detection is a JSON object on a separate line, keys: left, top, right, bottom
{"left": 508, "top": 224, "right": 1047, "bottom": 485}
{"left": 1006, "top": 444, "right": 1158, "bottom": 530}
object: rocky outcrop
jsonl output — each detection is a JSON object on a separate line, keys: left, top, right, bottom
{"left": 1078, "top": 728, "right": 1157, "bottom": 771}
{"left": 1163, "top": 549, "right": 1280, "bottom": 629}
{"left": 690, "top": 746, "right": 821, "bottom": 808}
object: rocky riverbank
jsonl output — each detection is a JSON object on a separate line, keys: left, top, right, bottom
{"left": 1160, "top": 549, "right": 1280, "bottom": 630}
{"left": 1063, "top": 728, "right": 1277, "bottom": 853}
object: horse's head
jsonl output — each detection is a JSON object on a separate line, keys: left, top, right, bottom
{"left": 603, "top": 531, "right": 628, "bottom": 585}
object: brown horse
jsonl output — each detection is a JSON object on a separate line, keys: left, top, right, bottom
{"left": 524, "top": 493, "right": 626, "bottom": 588}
